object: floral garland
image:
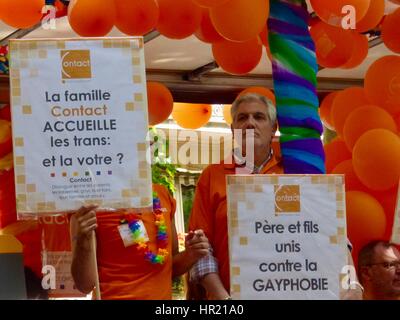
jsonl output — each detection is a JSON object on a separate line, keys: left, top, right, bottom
{"left": 123, "top": 191, "right": 169, "bottom": 264}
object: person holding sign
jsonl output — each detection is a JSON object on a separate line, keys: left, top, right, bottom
{"left": 70, "top": 184, "right": 210, "bottom": 300}
{"left": 358, "top": 241, "right": 400, "bottom": 300}
{"left": 188, "top": 93, "right": 284, "bottom": 300}
{"left": 188, "top": 93, "right": 362, "bottom": 300}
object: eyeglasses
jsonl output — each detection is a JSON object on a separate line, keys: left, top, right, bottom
{"left": 366, "top": 260, "right": 400, "bottom": 270}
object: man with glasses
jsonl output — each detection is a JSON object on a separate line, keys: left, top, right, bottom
{"left": 358, "top": 240, "right": 400, "bottom": 300}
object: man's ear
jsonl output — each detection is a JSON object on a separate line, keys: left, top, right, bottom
{"left": 272, "top": 123, "right": 278, "bottom": 135}
{"left": 360, "top": 266, "right": 372, "bottom": 283}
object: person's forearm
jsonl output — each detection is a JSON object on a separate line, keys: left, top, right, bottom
{"left": 200, "top": 273, "right": 230, "bottom": 300}
{"left": 172, "top": 251, "right": 198, "bottom": 277}
{"left": 71, "top": 234, "right": 96, "bottom": 294}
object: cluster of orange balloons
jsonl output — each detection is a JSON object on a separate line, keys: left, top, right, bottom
{"left": 309, "top": 0, "right": 392, "bottom": 69}
{"left": 310, "top": 0, "right": 371, "bottom": 28}
{"left": 310, "top": 20, "right": 369, "bottom": 69}
{"left": 322, "top": 55, "right": 400, "bottom": 253}
{"left": 67, "top": 0, "right": 270, "bottom": 74}
{"left": 68, "top": 0, "right": 160, "bottom": 37}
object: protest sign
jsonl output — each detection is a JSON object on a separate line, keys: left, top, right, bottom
{"left": 227, "top": 175, "right": 348, "bottom": 300}
{"left": 9, "top": 38, "right": 152, "bottom": 217}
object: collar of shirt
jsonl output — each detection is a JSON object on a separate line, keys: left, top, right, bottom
{"left": 224, "top": 148, "right": 276, "bottom": 174}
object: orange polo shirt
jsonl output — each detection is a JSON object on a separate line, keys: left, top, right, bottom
{"left": 189, "top": 151, "right": 283, "bottom": 293}
{"left": 95, "top": 184, "right": 175, "bottom": 300}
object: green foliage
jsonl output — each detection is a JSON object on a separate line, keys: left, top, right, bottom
{"left": 150, "top": 128, "right": 177, "bottom": 194}
{"left": 181, "top": 186, "right": 195, "bottom": 232}
{"left": 323, "top": 126, "right": 337, "bottom": 145}
{"left": 152, "top": 162, "right": 177, "bottom": 194}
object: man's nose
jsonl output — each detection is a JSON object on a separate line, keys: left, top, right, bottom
{"left": 244, "top": 116, "right": 256, "bottom": 128}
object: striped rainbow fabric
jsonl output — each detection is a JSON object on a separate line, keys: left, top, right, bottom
{"left": 268, "top": 0, "right": 325, "bottom": 173}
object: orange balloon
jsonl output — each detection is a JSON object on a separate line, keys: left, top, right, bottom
{"left": 324, "top": 138, "right": 352, "bottom": 173}
{"left": 0, "top": 0, "right": 43, "bottom": 28}
{"left": 356, "top": 0, "right": 385, "bottom": 33}
{"left": 54, "top": 0, "right": 68, "bottom": 18}
{"left": 319, "top": 92, "right": 337, "bottom": 131}
{"left": 370, "top": 185, "right": 399, "bottom": 240}
{"left": 146, "top": 82, "right": 174, "bottom": 126}
{"left": 172, "top": 103, "right": 212, "bottom": 129}
{"left": 382, "top": 8, "right": 400, "bottom": 54}
{"left": 238, "top": 87, "right": 275, "bottom": 105}
{"left": 310, "top": 0, "right": 370, "bottom": 27}
{"left": 341, "top": 33, "right": 369, "bottom": 69}
{"left": 259, "top": 25, "right": 269, "bottom": 47}
{"left": 332, "top": 160, "right": 369, "bottom": 192}
{"left": 346, "top": 191, "right": 386, "bottom": 253}
{"left": 210, "top": 0, "right": 269, "bottom": 42}
{"left": 223, "top": 104, "right": 232, "bottom": 125}
{"left": 395, "top": 113, "right": 400, "bottom": 131}
{"left": 157, "top": 0, "right": 202, "bottom": 39}
{"left": 0, "top": 119, "right": 12, "bottom": 159}
{"left": 192, "top": 0, "right": 230, "bottom": 8}
{"left": 194, "top": 8, "right": 224, "bottom": 43}
{"left": 259, "top": 26, "right": 273, "bottom": 61}
{"left": 310, "top": 21, "right": 355, "bottom": 68}
{"left": 364, "top": 55, "right": 400, "bottom": 116}
{"left": 353, "top": 129, "right": 400, "bottom": 191}
{"left": 331, "top": 87, "right": 371, "bottom": 137}
{"left": 0, "top": 104, "right": 11, "bottom": 121}
{"left": 212, "top": 38, "right": 262, "bottom": 75}
{"left": 114, "top": 0, "right": 159, "bottom": 36}
{"left": 68, "top": 0, "right": 116, "bottom": 37}
{"left": 343, "top": 105, "right": 398, "bottom": 151}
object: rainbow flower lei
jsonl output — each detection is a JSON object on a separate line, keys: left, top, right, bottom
{"left": 124, "top": 191, "right": 169, "bottom": 265}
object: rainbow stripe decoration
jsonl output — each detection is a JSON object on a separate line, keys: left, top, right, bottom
{"left": 268, "top": 0, "right": 325, "bottom": 174}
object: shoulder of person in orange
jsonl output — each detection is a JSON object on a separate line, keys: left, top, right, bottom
{"left": 94, "top": 184, "right": 176, "bottom": 300}
{"left": 189, "top": 143, "right": 283, "bottom": 294}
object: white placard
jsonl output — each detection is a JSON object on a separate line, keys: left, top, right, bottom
{"left": 9, "top": 38, "right": 152, "bottom": 216}
{"left": 227, "top": 175, "right": 348, "bottom": 300}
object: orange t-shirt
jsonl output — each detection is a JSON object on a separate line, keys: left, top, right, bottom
{"left": 189, "top": 152, "right": 283, "bottom": 293}
{"left": 95, "top": 184, "right": 176, "bottom": 300}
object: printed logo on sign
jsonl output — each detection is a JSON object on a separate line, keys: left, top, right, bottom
{"left": 61, "top": 50, "right": 91, "bottom": 80}
{"left": 274, "top": 185, "right": 300, "bottom": 215}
